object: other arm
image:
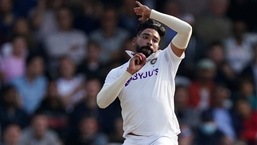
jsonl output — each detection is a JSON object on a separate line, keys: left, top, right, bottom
{"left": 134, "top": 1, "right": 192, "bottom": 57}
{"left": 97, "top": 71, "right": 132, "bottom": 108}
{"left": 97, "top": 53, "right": 146, "bottom": 108}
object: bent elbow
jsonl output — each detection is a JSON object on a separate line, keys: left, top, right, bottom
{"left": 184, "top": 23, "right": 192, "bottom": 36}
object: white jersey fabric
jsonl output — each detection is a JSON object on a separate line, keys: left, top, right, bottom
{"left": 104, "top": 45, "right": 184, "bottom": 137}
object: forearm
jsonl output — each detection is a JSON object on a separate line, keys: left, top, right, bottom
{"left": 150, "top": 9, "right": 192, "bottom": 49}
{"left": 97, "top": 71, "right": 132, "bottom": 108}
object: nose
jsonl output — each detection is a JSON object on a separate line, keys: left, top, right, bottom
{"left": 147, "top": 40, "right": 153, "bottom": 46}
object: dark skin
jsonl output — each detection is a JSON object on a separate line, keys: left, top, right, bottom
{"left": 127, "top": 1, "right": 185, "bottom": 75}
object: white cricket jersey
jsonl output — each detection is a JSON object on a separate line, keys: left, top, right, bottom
{"left": 104, "top": 45, "right": 184, "bottom": 137}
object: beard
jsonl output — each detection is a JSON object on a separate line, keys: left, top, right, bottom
{"left": 136, "top": 45, "right": 154, "bottom": 58}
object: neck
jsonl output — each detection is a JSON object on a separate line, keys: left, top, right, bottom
{"left": 103, "top": 29, "right": 115, "bottom": 38}
{"left": 87, "top": 58, "right": 99, "bottom": 63}
{"left": 235, "top": 36, "right": 243, "bottom": 44}
{"left": 26, "top": 74, "right": 37, "bottom": 82}
{"left": 59, "top": 27, "right": 71, "bottom": 32}
{"left": 63, "top": 75, "right": 74, "bottom": 80}
{"left": 86, "top": 98, "right": 97, "bottom": 108}
{"left": 199, "top": 80, "right": 211, "bottom": 86}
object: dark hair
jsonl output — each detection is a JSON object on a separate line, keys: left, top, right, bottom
{"left": 136, "top": 19, "right": 165, "bottom": 37}
{"left": 25, "top": 54, "right": 44, "bottom": 67}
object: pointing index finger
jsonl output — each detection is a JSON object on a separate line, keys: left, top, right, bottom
{"left": 135, "top": 1, "right": 143, "bottom": 7}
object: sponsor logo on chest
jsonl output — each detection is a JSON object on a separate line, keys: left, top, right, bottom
{"left": 125, "top": 68, "right": 159, "bottom": 87}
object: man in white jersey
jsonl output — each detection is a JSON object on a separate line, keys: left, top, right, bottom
{"left": 97, "top": 1, "right": 192, "bottom": 145}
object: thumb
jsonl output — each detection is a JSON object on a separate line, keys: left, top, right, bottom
{"left": 138, "top": 16, "right": 148, "bottom": 21}
{"left": 138, "top": 17, "right": 144, "bottom": 21}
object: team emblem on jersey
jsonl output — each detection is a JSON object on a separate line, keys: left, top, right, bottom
{"left": 150, "top": 58, "right": 157, "bottom": 65}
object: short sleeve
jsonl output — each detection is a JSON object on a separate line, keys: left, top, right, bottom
{"left": 163, "top": 44, "right": 185, "bottom": 73}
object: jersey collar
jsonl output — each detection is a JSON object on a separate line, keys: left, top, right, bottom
{"left": 125, "top": 50, "right": 159, "bottom": 62}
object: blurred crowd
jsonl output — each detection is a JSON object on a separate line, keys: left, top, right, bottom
{"left": 0, "top": 0, "right": 257, "bottom": 145}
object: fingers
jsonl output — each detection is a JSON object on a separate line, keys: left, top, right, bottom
{"left": 134, "top": 10, "right": 142, "bottom": 16}
{"left": 134, "top": 1, "right": 149, "bottom": 21}
{"left": 134, "top": 53, "right": 146, "bottom": 64}
{"left": 134, "top": 8, "right": 146, "bottom": 21}
{"left": 138, "top": 17, "right": 146, "bottom": 21}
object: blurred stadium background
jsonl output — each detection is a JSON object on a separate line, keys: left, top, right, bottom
{"left": 0, "top": 0, "right": 257, "bottom": 145}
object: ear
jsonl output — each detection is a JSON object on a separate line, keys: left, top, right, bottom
{"left": 132, "top": 37, "right": 137, "bottom": 46}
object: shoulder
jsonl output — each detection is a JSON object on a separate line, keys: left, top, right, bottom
{"left": 94, "top": 133, "right": 108, "bottom": 142}
{"left": 89, "top": 29, "right": 102, "bottom": 39}
{"left": 46, "top": 130, "right": 59, "bottom": 138}
{"left": 11, "top": 76, "right": 24, "bottom": 86}
{"left": 71, "top": 29, "right": 87, "bottom": 38}
{"left": 108, "top": 62, "right": 129, "bottom": 75}
{"left": 21, "top": 128, "right": 33, "bottom": 138}
{"left": 37, "top": 76, "right": 48, "bottom": 84}
{"left": 159, "top": 45, "right": 185, "bottom": 61}
{"left": 104, "top": 62, "right": 129, "bottom": 84}
{"left": 117, "top": 28, "right": 129, "bottom": 36}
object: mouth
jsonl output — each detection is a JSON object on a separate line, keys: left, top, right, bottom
{"left": 136, "top": 46, "right": 154, "bottom": 58}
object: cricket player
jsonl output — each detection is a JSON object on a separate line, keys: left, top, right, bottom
{"left": 97, "top": 1, "right": 192, "bottom": 145}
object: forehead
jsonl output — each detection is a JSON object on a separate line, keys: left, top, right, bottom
{"left": 139, "top": 28, "right": 160, "bottom": 40}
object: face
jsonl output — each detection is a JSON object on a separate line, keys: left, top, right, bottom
{"left": 3, "top": 125, "right": 21, "bottom": 145}
{"left": 135, "top": 28, "right": 160, "bottom": 57}
{"left": 174, "top": 87, "right": 189, "bottom": 108}
{"left": 32, "top": 115, "right": 48, "bottom": 137}
{"left": 57, "top": 9, "right": 72, "bottom": 30}
{"left": 0, "top": 0, "right": 12, "bottom": 13}
{"left": 209, "top": 45, "right": 224, "bottom": 64}
{"left": 4, "top": 88, "right": 18, "bottom": 107}
{"left": 12, "top": 37, "right": 27, "bottom": 57}
{"left": 79, "top": 117, "right": 98, "bottom": 136}
{"left": 240, "top": 81, "right": 254, "bottom": 96}
{"left": 164, "top": 0, "right": 181, "bottom": 17}
{"left": 59, "top": 57, "right": 75, "bottom": 78}
{"left": 213, "top": 85, "right": 230, "bottom": 105}
{"left": 85, "top": 79, "right": 101, "bottom": 98}
{"left": 101, "top": 9, "right": 117, "bottom": 31}
{"left": 87, "top": 42, "right": 101, "bottom": 61}
{"left": 47, "top": 81, "right": 58, "bottom": 97}
{"left": 198, "top": 68, "right": 216, "bottom": 81}
{"left": 27, "top": 57, "right": 44, "bottom": 77}
{"left": 236, "top": 100, "right": 251, "bottom": 118}
{"left": 14, "top": 18, "right": 29, "bottom": 35}
{"left": 210, "top": 0, "right": 229, "bottom": 16}
{"left": 233, "top": 21, "right": 246, "bottom": 39}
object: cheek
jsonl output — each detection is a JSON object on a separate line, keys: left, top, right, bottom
{"left": 153, "top": 43, "right": 159, "bottom": 51}
{"left": 136, "top": 38, "right": 146, "bottom": 46}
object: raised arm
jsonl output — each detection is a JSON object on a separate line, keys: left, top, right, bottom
{"left": 134, "top": 1, "right": 192, "bottom": 57}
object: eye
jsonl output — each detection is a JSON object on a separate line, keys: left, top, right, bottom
{"left": 142, "top": 36, "right": 148, "bottom": 39}
{"left": 153, "top": 39, "right": 158, "bottom": 43}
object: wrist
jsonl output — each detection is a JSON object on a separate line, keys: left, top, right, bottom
{"left": 126, "top": 68, "right": 135, "bottom": 75}
{"left": 149, "top": 9, "right": 157, "bottom": 19}
{"left": 146, "top": 9, "right": 152, "bottom": 19}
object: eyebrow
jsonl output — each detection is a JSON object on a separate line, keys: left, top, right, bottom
{"left": 141, "top": 33, "right": 159, "bottom": 41}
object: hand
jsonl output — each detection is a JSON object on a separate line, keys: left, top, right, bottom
{"left": 134, "top": 1, "right": 151, "bottom": 21}
{"left": 127, "top": 53, "right": 146, "bottom": 74}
